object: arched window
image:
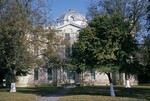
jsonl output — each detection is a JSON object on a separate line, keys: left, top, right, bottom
{"left": 68, "top": 16, "right": 75, "bottom": 22}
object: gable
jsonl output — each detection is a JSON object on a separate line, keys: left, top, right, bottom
{"left": 57, "top": 23, "right": 83, "bottom": 30}
{"left": 56, "top": 23, "right": 83, "bottom": 34}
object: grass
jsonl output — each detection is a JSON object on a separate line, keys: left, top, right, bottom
{"left": 0, "top": 85, "right": 150, "bottom": 101}
{"left": 0, "top": 86, "right": 61, "bottom": 101}
{"left": 58, "top": 86, "right": 150, "bottom": 101}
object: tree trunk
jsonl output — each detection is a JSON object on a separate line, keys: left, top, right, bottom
{"left": 10, "top": 82, "right": 16, "bottom": 92}
{"left": 81, "top": 72, "right": 84, "bottom": 86}
{"left": 107, "top": 73, "right": 115, "bottom": 97}
{"left": 56, "top": 67, "right": 58, "bottom": 86}
{"left": 10, "top": 73, "right": 16, "bottom": 92}
{"left": 125, "top": 73, "right": 131, "bottom": 88}
{"left": 69, "top": 71, "right": 71, "bottom": 84}
{"left": 0, "top": 73, "right": 3, "bottom": 87}
{"left": 10, "top": 68, "right": 16, "bottom": 92}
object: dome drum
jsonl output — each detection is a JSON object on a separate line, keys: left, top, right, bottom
{"left": 57, "top": 9, "right": 87, "bottom": 25}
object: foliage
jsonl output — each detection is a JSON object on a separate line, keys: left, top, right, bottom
{"left": 42, "top": 28, "right": 63, "bottom": 69}
{"left": 138, "top": 0, "right": 150, "bottom": 74}
{"left": 147, "top": 0, "right": 150, "bottom": 31}
{"left": 0, "top": 0, "right": 52, "bottom": 82}
{"left": 87, "top": 0, "right": 147, "bottom": 36}
{"left": 87, "top": 0, "right": 146, "bottom": 76}
{"left": 71, "top": 14, "right": 136, "bottom": 74}
{"left": 141, "top": 35, "right": 150, "bottom": 75}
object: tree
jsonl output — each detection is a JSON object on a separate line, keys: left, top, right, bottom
{"left": 147, "top": 0, "right": 150, "bottom": 31}
{"left": 71, "top": 14, "right": 136, "bottom": 96}
{"left": 141, "top": 35, "right": 150, "bottom": 75}
{"left": 87, "top": 0, "right": 147, "bottom": 20}
{"left": 87, "top": 0, "right": 147, "bottom": 87}
{"left": 144, "top": 0, "right": 150, "bottom": 74}
{"left": 42, "top": 27, "right": 65, "bottom": 86}
{"left": 137, "top": 0, "right": 150, "bottom": 83}
{"left": 0, "top": 0, "right": 52, "bottom": 92}
{"left": 87, "top": 0, "right": 147, "bottom": 41}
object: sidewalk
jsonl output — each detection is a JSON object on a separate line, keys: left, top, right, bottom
{"left": 34, "top": 87, "right": 69, "bottom": 101}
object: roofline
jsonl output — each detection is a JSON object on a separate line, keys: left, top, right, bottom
{"left": 57, "top": 23, "right": 84, "bottom": 29}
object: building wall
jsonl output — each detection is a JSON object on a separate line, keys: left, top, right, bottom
{"left": 16, "top": 68, "right": 138, "bottom": 87}
{"left": 81, "top": 71, "right": 109, "bottom": 86}
{"left": 16, "top": 68, "right": 52, "bottom": 87}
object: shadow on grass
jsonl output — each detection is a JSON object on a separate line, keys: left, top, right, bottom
{"left": 0, "top": 86, "right": 150, "bottom": 100}
{"left": 66, "top": 86, "right": 150, "bottom": 101}
{"left": 0, "top": 86, "right": 62, "bottom": 96}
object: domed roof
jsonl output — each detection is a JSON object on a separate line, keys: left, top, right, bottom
{"left": 57, "top": 9, "right": 87, "bottom": 22}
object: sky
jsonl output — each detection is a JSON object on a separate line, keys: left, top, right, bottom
{"left": 49, "top": 0, "right": 92, "bottom": 20}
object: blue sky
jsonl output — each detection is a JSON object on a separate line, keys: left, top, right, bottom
{"left": 49, "top": 0, "right": 92, "bottom": 20}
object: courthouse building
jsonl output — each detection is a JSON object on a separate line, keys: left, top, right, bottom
{"left": 16, "top": 9, "right": 138, "bottom": 87}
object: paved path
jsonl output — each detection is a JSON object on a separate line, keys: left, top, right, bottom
{"left": 34, "top": 87, "right": 70, "bottom": 101}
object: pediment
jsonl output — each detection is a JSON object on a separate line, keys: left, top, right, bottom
{"left": 57, "top": 23, "right": 83, "bottom": 30}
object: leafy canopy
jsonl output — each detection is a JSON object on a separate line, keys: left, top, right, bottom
{"left": 0, "top": 0, "right": 52, "bottom": 76}
{"left": 71, "top": 14, "right": 136, "bottom": 73}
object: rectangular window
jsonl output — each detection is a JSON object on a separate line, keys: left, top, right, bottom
{"left": 67, "top": 70, "right": 75, "bottom": 80}
{"left": 65, "top": 46, "right": 70, "bottom": 58}
{"left": 34, "top": 69, "right": 38, "bottom": 80}
{"left": 65, "top": 33, "right": 70, "bottom": 40}
{"left": 91, "top": 71, "right": 95, "bottom": 79}
{"left": 47, "top": 68, "right": 52, "bottom": 80}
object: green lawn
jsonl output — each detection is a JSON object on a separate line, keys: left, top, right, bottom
{"left": 0, "top": 86, "right": 150, "bottom": 101}
{"left": 0, "top": 86, "right": 60, "bottom": 101}
{"left": 58, "top": 86, "right": 150, "bottom": 101}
